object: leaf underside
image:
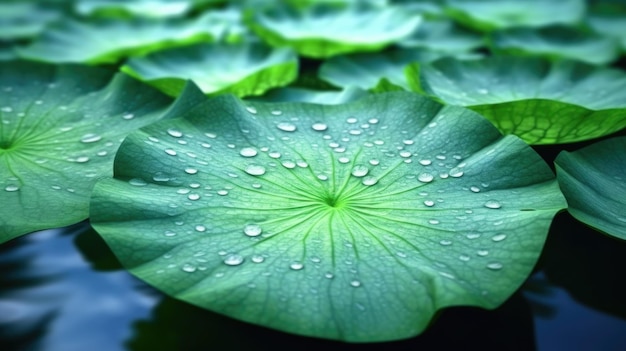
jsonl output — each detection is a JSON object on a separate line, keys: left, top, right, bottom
{"left": 90, "top": 91, "right": 565, "bottom": 341}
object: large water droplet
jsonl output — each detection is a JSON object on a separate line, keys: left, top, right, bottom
{"left": 484, "top": 200, "right": 502, "bottom": 209}
{"left": 277, "top": 122, "right": 296, "bottom": 132}
{"left": 224, "top": 254, "right": 244, "bottom": 266}
{"left": 418, "top": 173, "right": 434, "bottom": 183}
{"left": 245, "top": 164, "right": 266, "bottom": 176}
{"left": 351, "top": 165, "right": 369, "bottom": 177}
{"left": 240, "top": 147, "right": 258, "bottom": 157}
{"left": 312, "top": 123, "right": 327, "bottom": 131}
{"left": 362, "top": 176, "right": 378, "bottom": 186}
{"left": 80, "top": 133, "right": 102, "bottom": 143}
{"left": 244, "top": 224, "right": 262, "bottom": 237}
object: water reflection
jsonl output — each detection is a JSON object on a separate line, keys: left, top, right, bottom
{"left": 0, "top": 222, "right": 159, "bottom": 351}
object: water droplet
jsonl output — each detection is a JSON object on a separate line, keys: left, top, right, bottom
{"left": 424, "top": 200, "right": 435, "bottom": 207}
{"left": 459, "top": 255, "right": 470, "bottom": 261}
{"left": 122, "top": 113, "right": 134, "bottom": 120}
{"left": 195, "top": 225, "right": 206, "bottom": 232}
{"left": 484, "top": 200, "right": 502, "bottom": 209}
{"left": 368, "top": 118, "right": 379, "bottom": 124}
{"left": 277, "top": 122, "right": 296, "bottom": 132}
{"left": 346, "top": 117, "right": 357, "bottom": 124}
{"left": 239, "top": 147, "right": 258, "bottom": 157}
{"left": 80, "top": 133, "right": 102, "bottom": 143}
{"left": 338, "top": 157, "right": 350, "bottom": 164}
{"left": 470, "top": 186, "right": 480, "bottom": 193}
{"left": 418, "top": 173, "right": 434, "bottom": 183}
{"left": 312, "top": 123, "right": 327, "bottom": 131}
{"left": 4, "top": 185, "right": 19, "bottom": 192}
{"left": 296, "top": 160, "right": 308, "bottom": 168}
{"left": 477, "top": 250, "right": 489, "bottom": 256}
{"left": 164, "top": 148, "right": 177, "bottom": 156}
{"left": 399, "top": 151, "right": 412, "bottom": 158}
{"left": 188, "top": 194, "right": 200, "bottom": 201}
{"left": 439, "top": 239, "right": 452, "bottom": 246}
{"left": 167, "top": 128, "right": 183, "bottom": 138}
{"left": 290, "top": 262, "right": 304, "bottom": 270}
{"left": 245, "top": 164, "right": 266, "bottom": 176}
{"left": 317, "top": 174, "right": 328, "bottom": 181}
{"left": 350, "top": 280, "right": 361, "bottom": 287}
{"left": 251, "top": 255, "right": 265, "bottom": 263}
{"left": 129, "top": 178, "right": 147, "bottom": 186}
{"left": 324, "top": 272, "right": 334, "bottom": 279}
{"left": 491, "top": 234, "right": 507, "bottom": 242}
{"left": 184, "top": 168, "right": 198, "bottom": 175}
{"left": 217, "top": 190, "right": 229, "bottom": 196}
{"left": 164, "top": 230, "right": 176, "bottom": 237}
{"left": 351, "top": 165, "right": 369, "bottom": 177}
{"left": 246, "top": 106, "right": 257, "bottom": 114}
{"left": 224, "top": 254, "right": 244, "bottom": 266}
{"left": 362, "top": 176, "right": 378, "bottom": 186}
{"left": 268, "top": 151, "right": 281, "bottom": 158}
{"left": 466, "top": 233, "right": 480, "bottom": 239}
{"left": 369, "top": 159, "right": 380, "bottom": 166}
{"left": 271, "top": 109, "right": 283, "bottom": 116}
{"left": 486, "top": 262, "right": 503, "bottom": 270}
{"left": 1, "top": 106, "right": 13, "bottom": 112}
{"left": 449, "top": 168, "right": 464, "bottom": 178}
{"left": 74, "top": 156, "right": 89, "bottom": 163}
{"left": 244, "top": 224, "right": 262, "bottom": 237}
{"left": 281, "top": 160, "right": 296, "bottom": 169}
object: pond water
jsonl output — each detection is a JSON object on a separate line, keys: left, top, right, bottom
{"left": 1, "top": 213, "right": 625, "bottom": 351}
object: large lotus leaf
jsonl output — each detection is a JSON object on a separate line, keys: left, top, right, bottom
{"left": 408, "top": 56, "right": 626, "bottom": 144}
{"left": 16, "top": 14, "right": 224, "bottom": 64}
{"left": 0, "top": 61, "right": 206, "bottom": 243}
{"left": 444, "top": 0, "right": 585, "bottom": 31}
{"left": 555, "top": 137, "right": 626, "bottom": 240}
{"left": 90, "top": 92, "right": 565, "bottom": 341}
{"left": 492, "top": 26, "right": 620, "bottom": 65}
{"left": 246, "top": 2, "right": 422, "bottom": 58}
{"left": 121, "top": 42, "right": 298, "bottom": 98}
{"left": 398, "top": 18, "right": 484, "bottom": 53}
{"left": 318, "top": 48, "right": 446, "bottom": 90}
{"left": 0, "top": 2, "right": 62, "bottom": 40}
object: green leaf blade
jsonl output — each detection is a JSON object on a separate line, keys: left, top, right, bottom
{"left": 90, "top": 92, "right": 565, "bottom": 341}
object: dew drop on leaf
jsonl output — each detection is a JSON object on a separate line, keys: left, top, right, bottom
{"left": 224, "top": 254, "right": 244, "bottom": 266}
{"left": 245, "top": 164, "right": 266, "bottom": 176}
{"left": 243, "top": 224, "right": 262, "bottom": 237}
{"left": 484, "top": 200, "right": 502, "bottom": 209}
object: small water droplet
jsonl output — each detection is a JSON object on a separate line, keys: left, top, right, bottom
{"left": 418, "top": 173, "right": 434, "bottom": 183}
{"left": 251, "top": 255, "right": 265, "bottom": 263}
{"left": 459, "top": 255, "right": 470, "bottom": 261}
{"left": 277, "top": 122, "right": 296, "bottom": 132}
{"left": 281, "top": 160, "right": 296, "bottom": 169}
{"left": 246, "top": 106, "right": 257, "bottom": 114}
{"left": 350, "top": 280, "right": 361, "bottom": 287}
{"left": 486, "top": 262, "right": 503, "bottom": 270}
{"left": 268, "top": 151, "right": 281, "bottom": 158}
{"left": 217, "top": 190, "right": 229, "bottom": 196}
{"left": 296, "top": 160, "right": 308, "bottom": 168}
{"left": 195, "top": 225, "right": 206, "bottom": 232}
{"left": 184, "top": 168, "right": 198, "bottom": 175}
{"left": 224, "top": 254, "right": 244, "bottom": 266}
{"left": 312, "top": 123, "right": 327, "bottom": 131}
{"left": 491, "top": 234, "right": 507, "bottom": 242}
{"left": 477, "top": 250, "right": 489, "bottom": 256}
{"left": 324, "top": 272, "right": 334, "bottom": 279}
{"left": 369, "top": 159, "right": 379, "bottom": 166}
{"left": 484, "top": 200, "right": 502, "bottom": 209}
{"left": 122, "top": 113, "right": 134, "bottom": 120}
{"left": 80, "top": 133, "right": 102, "bottom": 143}
{"left": 181, "top": 264, "right": 197, "bottom": 272}
{"left": 466, "top": 233, "right": 480, "bottom": 239}
{"left": 429, "top": 219, "right": 440, "bottom": 224}
{"left": 424, "top": 200, "right": 435, "bottom": 207}
{"left": 244, "top": 224, "right": 262, "bottom": 237}
{"left": 368, "top": 118, "right": 379, "bottom": 124}
{"left": 399, "top": 150, "right": 412, "bottom": 158}
{"left": 470, "top": 186, "right": 480, "bottom": 193}
{"left": 245, "top": 164, "right": 266, "bottom": 176}
{"left": 346, "top": 117, "right": 357, "bottom": 124}
{"left": 129, "top": 178, "right": 147, "bottom": 186}
{"left": 449, "top": 168, "right": 464, "bottom": 178}
{"left": 4, "top": 185, "right": 19, "bottom": 192}
{"left": 188, "top": 194, "right": 200, "bottom": 201}
{"left": 164, "top": 148, "right": 177, "bottom": 156}
{"left": 290, "top": 262, "right": 304, "bottom": 270}
{"left": 164, "top": 230, "right": 176, "bottom": 237}
{"left": 74, "top": 156, "right": 89, "bottom": 163}
{"left": 351, "top": 165, "right": 369, "bottom": 177}
{"left": 271, "top": 109, "right": 283, "bottom": 116}
{"left": 338, "top": 157, "right": 350, "bottom": 164}
{"left": 439, "top": 239, "right": 452, "bottom": 246}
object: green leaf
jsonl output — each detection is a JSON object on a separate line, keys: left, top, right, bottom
{"left": 409, "top": 56, "right": 626, "bottom": 144}
{"left": 90, "top": 92, "right": 565, "bottom": 341}
{"left": 251, "top": 86, "right": 368, "bottom": 104}
{"left": 0, "top": 61, "right": 203, "bottom": 243}
{"left": 588, "top": 4, "right": 626, "bottom": 52}
{"left": 318, "top": 48, "right": 447, "bottom": 90}
{"left": 0, "top": 2, "right": 63, "bottom": 40}
{"left": 247, "top": 2, "right": 422, "bottom": 58}
{"left": 555, "top": 137, "right": 626, "bottom": 240}
{"left": 491, "top": 26, "right": 620, "bottom": 65}
{"left": 121, "top": 42, "right": 298, "bottom": 98}
{"left": 17, "top": 14, "right": 223, "bottom": 64}
{"left": 398, "top": 18, "right": 484, "bottom": 54}
{"left": 444, "top": 0, "right": 585, "bottom": 31}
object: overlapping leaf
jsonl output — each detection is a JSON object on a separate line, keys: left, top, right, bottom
{"left": 555, "top": 137, "right": 626, "bottom": 240}
{"left": 90, "top": 92, "right": 565, "bottom": 341}
{"left": 0, "top": 61, "right": 204, "bottom": 243}
{"left": 122, "top": 42, "right": 298, "bottom": 97}
{"left": 247, "top": 2, "right": 422, "bottom": 58}
{"left": 409, "top": 56, "right": 626, "bottom": 144}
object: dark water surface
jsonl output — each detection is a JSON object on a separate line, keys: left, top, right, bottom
{"left": 1, "top": 213, "right": 625, "bottom": 351}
